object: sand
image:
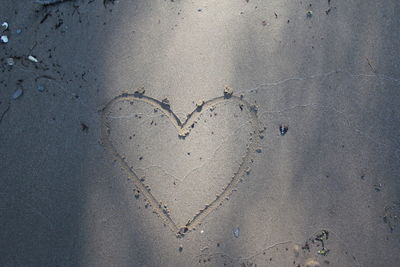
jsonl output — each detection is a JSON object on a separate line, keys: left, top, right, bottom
{"left": 1, "top": 0, "right": 399, "bottom": 266}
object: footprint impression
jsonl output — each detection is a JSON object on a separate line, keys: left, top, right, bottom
{"left": 101, "top": 90, "right": 259, "bottom": 235}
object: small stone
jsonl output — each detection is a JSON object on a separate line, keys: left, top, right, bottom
{"left": 178, "top": 128, "right": 190, "bottom": 138}
{"left": 224, "top": 86, "right": 233, "bottom": 98}
{"left": 374, "top": 183, "right": 382, "bottom": 192}
{"left": 245, "top": 167, "right": 251, "bottom": 175}
{"left": 178, "top": 245, "right": 183, "bottom": 252}
{"left": 179, "top": 227, "right": 188, "bottom": 235}
{"left": 162, "top": 98, "right": 170, "bottom": 108}
{"left": 317, "top": 248, "right": 329, "bottom": 256}
{"left": 0, "top": 35, "right": 9, "bottom": 43}
{"left": 293, "top": 244, "right": 300, "bottom": 257}
{"left": 306, "top": 10, "right": 313, "bottom": 18}
{"left": 250, "top": 104, "right": 258, "bottom": 113}
{"left": 12, "top": 88, "right": 23, "bottom": 99}
{"left": 6, "top": 57, "right": 14, "bottom": 66}
{"left": 134, "top": 87, "right": 145, "bottom": 95}
{"left": 279, "top": 125, "right": 288, "bottom": 136}
{"left": 37, "top": 85, "right": 45, "bottom": 92}
{"left": 233, "top": 227, "right": 240, "bottom": 238}
{"left": 28, "top": 55, "right": 39, "bottom": 63}
{"left": 196, "top": 100, "right": 205, "bottom": 107}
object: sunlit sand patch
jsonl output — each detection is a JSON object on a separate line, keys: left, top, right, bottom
{"left": 101, "top": 90, "right": 260, "bottom": 236}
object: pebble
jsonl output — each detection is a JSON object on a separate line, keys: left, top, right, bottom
{"left": 1, "top": 35, "right": 9, "bottom": 43}
{"left": 6, "top": 57, "right": 14, "bottom": 66}
{"left": 37, "top": 85, "right": 45, "bottom": 92}
{"left": 178, "top": 227, "right": 188, "bottom": 235}
{"left": 245, "top": 167, "right": 251, "bottom": 175}
{"left": 12, "top": 88, "right": 23, "bottom": 99}
{"left": 224, "top": 86, "right": 233, "bottom": 97}
{"left": 178, "top": 128, "right": 189, "bottom": 137}
{"left": 28, "top": 55, "right": 39, "bottom": 63}
{"left": 134, "top": 87, "right": 145, "bottom": 95}
{"left": 196, "top": 100, "right": 205, "bottom": 107}
{"left": 233, "top": 227, "right": 240, "bottom": 238}
{"left": 279, "top": 125, "right": 288, "bottom": 136}
{"left": 250, "top": 104, "right": 258, "bottom": 113}
{"left": 293, "top": 244, "right": 300, "bottom": 257}
{"left": 162, "top": 98, "right": 170, "bottom": 108}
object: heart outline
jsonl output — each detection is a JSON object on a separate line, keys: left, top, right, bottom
{"left": 101, "top": 91, "right": 259, "bottom": 236}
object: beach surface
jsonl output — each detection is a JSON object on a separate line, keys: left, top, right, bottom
{"left": 1, "top": 0, "right": 399, "bottom": 266}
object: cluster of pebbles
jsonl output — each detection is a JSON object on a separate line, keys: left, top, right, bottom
{"left": 1, "top": 20, "right": 42, "bottom": 99}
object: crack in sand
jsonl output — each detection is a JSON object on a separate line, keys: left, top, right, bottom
{"left": 191, "top": 229, "right": 361, "bottom": 267}
{"left": 257, "top": 103, "right": 400, "bottom": 160}
{"left": 0, "top": 103, "right": 11, "bottom": 124}
{"left": 237, "top": 69, "right": 400, "bottom": 96}
{"left": 133, "top": 123, "right": 251, "bottom": 186}
{"left": 108, "top": 102, "right": 249, "bottom": 185}
{"left": 237, "top": 70, "right": 340, "bottom": 95}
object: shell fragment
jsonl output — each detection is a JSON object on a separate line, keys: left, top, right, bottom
{"left": 1, "top": 22, "right": 8, "bottom": 31}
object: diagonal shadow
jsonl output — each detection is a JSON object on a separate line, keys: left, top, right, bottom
{"left": 217, "top": 1, "right": 400, "bottom": 266}
{"left": 2, "top": 0, "right": 399, "bottom": 266}
{"left": 0, "top": 0, "right": 158, "bottom": 266}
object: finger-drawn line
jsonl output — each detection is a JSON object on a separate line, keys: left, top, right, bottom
{"left": 101, "top": 92, "right": 259, "bottom": 236}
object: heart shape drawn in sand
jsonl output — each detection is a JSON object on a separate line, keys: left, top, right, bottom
{"left": 101, "top": 91, "right": 259, "bottom": 236}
